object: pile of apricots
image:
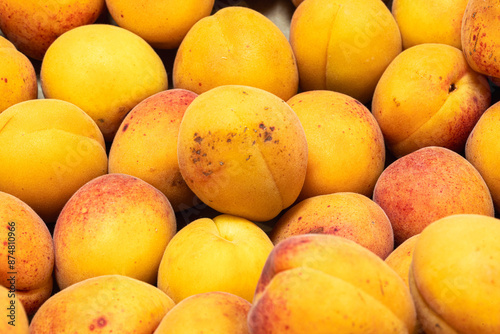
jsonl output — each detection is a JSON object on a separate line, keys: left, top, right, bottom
{"left": 0, "top": 0, "right": 499, "bottom": 333}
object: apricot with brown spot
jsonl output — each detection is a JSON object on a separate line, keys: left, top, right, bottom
{"left": 177, "top": 85, "right": 307, "bottom": 221}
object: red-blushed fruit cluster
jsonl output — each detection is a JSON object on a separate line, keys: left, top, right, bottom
{"left": 0, "top": 0, "right": 499, "bottom": 332}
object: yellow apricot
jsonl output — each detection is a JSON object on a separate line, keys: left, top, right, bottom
{"left": 41, "top": 24, "right": 168, "bottom": 141}
{"left": 173, "top": 7, "right": 299, "bottom": 101}
{"left": 0, "top": 99, "right": 107, "bottom": 222}
{"left": 106, "top": 0, "right": 214, "bottom": 49}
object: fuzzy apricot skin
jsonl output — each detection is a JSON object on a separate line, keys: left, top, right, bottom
{"left": 248, "top": 234, "right": 416, "bottom": 333}
{"left": 461, "top": 0, "right": 500, "bottom": 80}
{"left": 41, "top": 24, "right": 168, "bottom": 141}
{"left": 0, "top": 285, "right": 29, "bottom": 333}
{"left": 372, "top": 43, "right": 490, "bottom": 158}
{"left": 54, "top": 173, "right": 176, "bottom": 290}
{"left": 392, "top": 0, "right": 468, "bottom": 50}
{"left": 157, "top": 215, "right": 274, "bottom": 303}
{"left": 271, "top": 192, "right": 394, "bottom": 259}
{"left": 373, "top": 146, "right": 494, "bottom": 245}
{"left": 29, "top": 275, "right": 175, "bottom": 334}
{"left": 0, "top": 0, "right": 104, "bottom": 60}
{"left": 287, "top": 90, "right": 385, "bottom": 199}
{"left": 0, "top": 192, "right": 54, "bottom": 316}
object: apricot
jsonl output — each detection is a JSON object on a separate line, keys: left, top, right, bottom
{"left": 0, "top": 0, "right": 105, "bottom": 60}
{"left": 41, "top": 24, "right": 168, "bottom": 141}
{"left": 410, "top": 214, "right": 500, "bottom": 333}
{"left": 271, "top": 192, "right": 394, "bottom": 259}
{"left": 462, "top": 0, "right": 500, "bottom": 81}
{"left": 289, "top": 0, "right": 402, "bottom": 103}
{"left": 385, "top": 234, "right": 424, "bottom": 334}
{"left": 30, "top": 275, "right": 175, "bottom": 333}
{"left": 173, "top": 6, "right": 299, "bottom": 101}
{"left": 372, "top": 43, "right": 490, "bottom": 157}
{"left": 392, "top": 0, "right": 468, "bottom": 49}
{"left": 157, "top": 214, "right": 273, "bottom": 303}
{"left": 287, "top": 90, "right": 385, "bottom": 199}
{"left": 0, "top": 99, "right": 107, "bottom": 222}
{"left": 248, "top": 234, "right": 416, "bottom": 333}
{"left": 0, "top": 192, "right": 54, "bottom": 316}
{"left": 106, "top": 0, "right": 214, "bottom": 49}
{"left": 109, "top": 89, "right": 197, "bottom": 212}
{"left": 54, "top": 173, "right": 176, "bottom": 290}
{"left": 385, "top": 234, "right": 419, "bottom": 288}
{"left": 373, "top": 146, "right": 494, "bottom": 245}
{"left": 466, "top": 101, "right": 500, "bottom": 212}
{"left": 177, "top": 85, "right": 308, "bottom": 221}
{"left": 154, "top": 291, "right": 251, "bottom": 334}
{"left": 0, "top": 47, "right": 37, "bottom": 114}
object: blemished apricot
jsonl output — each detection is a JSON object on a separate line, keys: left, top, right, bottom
{"left": 177, "top": 85, "right": 308, "bottom": 222}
